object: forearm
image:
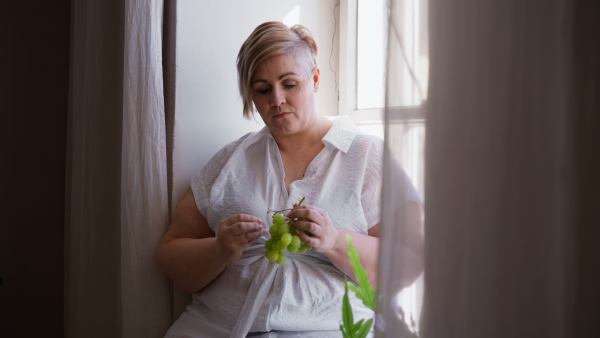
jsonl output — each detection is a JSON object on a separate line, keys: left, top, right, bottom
{"left": 158, "top": 237, "right": 230, "bottom": 293}
{"left": 324, "top": 229, "right": 379, "bottom": 287}
{"left": 324, "top": 227, "right": 424, "bottom": 289}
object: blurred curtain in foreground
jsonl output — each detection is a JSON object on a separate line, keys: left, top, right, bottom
{"left": 66, "top": 0, "right": 171, "bottom": 337}
{"left": 377, "top": 0, "right": 599, "bottom": 337}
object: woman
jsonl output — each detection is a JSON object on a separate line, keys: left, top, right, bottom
{"left": 158, "top": 21, "right": 423, "bottom": 337}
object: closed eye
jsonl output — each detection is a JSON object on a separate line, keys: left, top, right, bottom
{"left": 257, "top": 87, "right": 271, "bottom": 95}
{"left": 284, "top": 84, "right": 296, "bottom": 90}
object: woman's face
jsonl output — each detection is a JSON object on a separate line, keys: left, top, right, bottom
{"left": 251, "top": 53, "right": 320, "bottom": 137}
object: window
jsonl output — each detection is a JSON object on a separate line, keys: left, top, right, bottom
{"left": 339, "top": 0, "right": 429, "bottom": 330}
{"left": 339, "top": 0, "right": 428, "bottom": 199}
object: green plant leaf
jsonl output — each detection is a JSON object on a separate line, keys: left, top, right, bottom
{"left": 351, "top": 319, "right": 365, "bottom": 334}
{"left": 340, "top": 235, "right": 379, "bottom": 337}
{"left": 340, "top": 324, "right": 353, "bottom": 338}
{"left": 341, "top": 275, "right": 354, "bottom": 333}
{"left": 346, "top": 235, "right": 376, "bottom": 310}
{"left": 356, "top": 318, "right": 373, "bottom": 338}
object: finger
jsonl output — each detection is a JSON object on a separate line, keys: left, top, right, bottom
{"left": 219, "top": 224, "right": 257, "bottom": 239}
{"left": 221, "top": 214, "right": 263, "bottom": 227}
{"left": 289, "top": 208, "right": 322, "bottom": 226}
{"left": 295, "top": 227, "right": 317, "bottom": 247}
{"left": 221, "top": 228, "right": 265, "bottom": 246}
{"left": 291, "top": 218, "right": 317, "bottom": 235}
{"left": 229, "top": 221, "right": 268, "bottom": 235}
{"left": 245, "top": 230, "right": 265, "bottom": 244}
{"left": 315, "top": 208, "right": 328, "bottom": 219}
{"left": 232, "top": 229, "right": 265, "bottom": 244}
{"left": 220, "top": 215, "right": 264, "bottom": 233}
{"left": 286, "top": 206, "right": 311, "bottom": 220}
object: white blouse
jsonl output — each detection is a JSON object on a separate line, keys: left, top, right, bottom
{"left": 166, "top": 116, "right": 420, "bottom": 337}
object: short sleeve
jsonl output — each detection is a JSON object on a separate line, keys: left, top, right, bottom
{"left": 360, "top": 137, "right": 384, "bottom": 229}
{"left": 388, "top": 155, "right": 422, "bottom": 206}
{"left": 360, "top": 136, "right": 422, "bottom": 229}
{"left": 190, "top": 135, "right": 249, "bottom": 218}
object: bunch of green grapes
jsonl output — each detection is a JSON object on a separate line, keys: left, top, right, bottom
{"left": 264, "top": 212, "right": 312, "bottom": 264}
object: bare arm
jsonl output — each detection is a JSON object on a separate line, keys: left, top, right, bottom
{"left": 157, "top": 188, "right": 267, "bottom": 293}
{"left": 287, "top": 201, "right": 424, "bottom": 288}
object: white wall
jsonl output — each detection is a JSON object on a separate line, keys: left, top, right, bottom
{"left": 173, "top": 0, "right": 340, "bottom": 206}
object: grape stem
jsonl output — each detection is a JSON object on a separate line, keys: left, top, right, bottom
{"left": 268, "top": 196, "right": 306, "bottom": 214}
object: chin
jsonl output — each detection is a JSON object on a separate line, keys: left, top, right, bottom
{"left": 271, "top": 125, "right": 300, "bottom": 135}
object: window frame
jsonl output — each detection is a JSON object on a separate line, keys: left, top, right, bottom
{"left": 338, "top": 0, "right": 427, "bottom": 125}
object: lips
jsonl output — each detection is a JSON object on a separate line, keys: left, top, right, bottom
{"left": 273, "top": 112, "right": 291, "bottom": 119}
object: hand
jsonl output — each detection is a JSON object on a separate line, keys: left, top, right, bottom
{"left": 216, "top": 214, "right": 267, "bottom": 263}
{"left": 286, "top": 204, "right": 340, "bottom": 255}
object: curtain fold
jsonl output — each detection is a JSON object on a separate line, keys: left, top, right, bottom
{"left": 422, "top": 1, "right": 570, "bottom": 336}
{"left": 121, "top": 0, "right": 172, "bottom": 336}
{"left": 420, "top": 0, "right": 595, "bottom": 337}
{"left": 67, "top": 0, "right": 171, "bottom": 337}
{"left": 570, "top": 1, "right": 600, "bottom": 335}
{"left": 378, "top": 0, "right": 599, "bottom": 337}
{"left": 423, "top": 1, "right": 572, "bottom": 335}
{"left": 376, "top": 0, "right": 427, "bottom": 335}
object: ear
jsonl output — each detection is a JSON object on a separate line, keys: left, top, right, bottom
{"left": 312, "top": 68, "right": 321, "bottom": 93}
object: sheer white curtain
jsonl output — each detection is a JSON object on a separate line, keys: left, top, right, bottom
{"left": 66, "top": 0, "right": 171, "bottom": 337}
{"left": 376, "top": 0, "right": 427, "bottom": 335}
{"left": 378, "top": 0, "right": 599, "bottom": 337}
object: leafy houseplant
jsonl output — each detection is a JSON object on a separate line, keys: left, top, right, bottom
{"left": 340, "top": 235, "right": 376, "bottom": 338}
{"left": 342, "top": 235, "right": 422, "bottom": 338}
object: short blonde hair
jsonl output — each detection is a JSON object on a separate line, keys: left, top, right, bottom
{"left": 237, "top": 21, "right": 318, "bottom": 119}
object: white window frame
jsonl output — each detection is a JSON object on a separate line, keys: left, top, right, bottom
{"left": 338, "top": 0, "right": 426, "bottom": 125}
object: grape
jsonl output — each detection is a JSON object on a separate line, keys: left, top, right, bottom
{"left": 278, "top": 223, "right": 290, "bottom": 236}
{"left": 265, "top": 250, "right": 279, "bottom": 262}
{"left": 269, "top": 224, "right": 279, "bottom": 237}
{"left": 280, "top": 233, "right": 292, "bottom": 245}
{"left": 273, "top": 213, "right": 286, "bottom": 225}
{"left": 276, "top": 254, "right": 286, "bottom": 264}
{"left": 291, "top": 235, "right": 301, "bottom": 247}
{"left": 265, "top": 238, "right": 274, "bottom": 251}
{"left": 274, "top": 240, "right": 288, "bottom": 252}
{"left": 264, "top": 198, "right": 313, "bottom": 264}
{"left": 298, "top": 244, "right": 311, "bottom": 253}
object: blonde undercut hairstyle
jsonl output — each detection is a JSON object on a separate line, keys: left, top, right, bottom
{"left": 237, "top": 21, "right": 319, "bottom": 119}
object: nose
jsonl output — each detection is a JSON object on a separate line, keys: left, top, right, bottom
{"left": 270, "top": 87, "right": 285, "bottom": 107}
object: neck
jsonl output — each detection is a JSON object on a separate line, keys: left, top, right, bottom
{"left": 272, "top": 116, "right": 333, "bottom": 153}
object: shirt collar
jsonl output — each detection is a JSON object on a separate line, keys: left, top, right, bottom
{"left": 256, "top": 115, "right": 359, "bottom": 153}
{"left": 322, "top": 116, "right": 360, "bottom": 153}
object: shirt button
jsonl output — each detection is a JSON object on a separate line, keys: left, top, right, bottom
{"left": 259, "top": 314, "right": 266, "bottom": 322}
